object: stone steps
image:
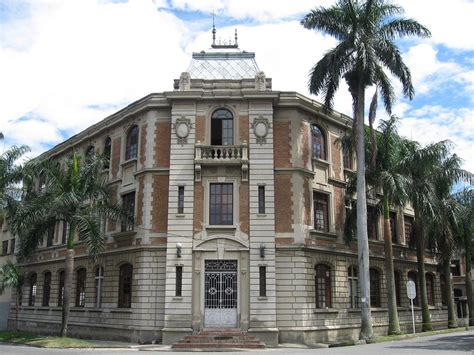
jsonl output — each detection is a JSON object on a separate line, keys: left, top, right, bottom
{"left": 171, "top": 329, "right": 266, "bottom": 350}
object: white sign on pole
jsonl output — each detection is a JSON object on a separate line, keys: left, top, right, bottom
{"left": 407, "top": 280, "right": 416, "bottom": 334}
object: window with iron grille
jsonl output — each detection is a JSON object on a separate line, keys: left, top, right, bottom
{"left": 178, "top": 186, "right": 185, "bottom": 214}
{"left": 259, "top": 266, "right": 267, "bottom": 297}
{"left": 390, "top": 211, "right": 398, "bottom": 243}
{"left": 42, "top": 272, "right": 51, "bottom": 306}
{"left": 258, "top": 185, "right": 265, "bottom": 214}
{"left": 404, "top": 216, "right": 414, "bottom": 245}
{"left": 95, "top": 266, "right": 104, "bottom": 308}
{"left": 394, "top": 270, "right": 402, "bottom": 307}
{"left": 426, "top": 273, "right": 435, "bottom": 306}
{"left": 315, "top": 264, "right": 332, "bottom": 308}
{"left": 408, "top": 271, "right": 419, "bottom": 306}
{"left": 29, "top": 273, "right": 37, "bottom": 306}
{"left": 367, "top": 205, "right": 378, "bottom": 240}
{"left": 75, "top": 268, "right": 86, "bottom": 307}
{"left": 118, "top": 264, "right": 133, "bottom": 308}
{"left": 125, "top": 125, "right": 139, "bottom": 160}
{"left": 176, "top": 266, "right": 183, "bottom": 297}
{"left": 104, "top": 137, "right": 111, "bottom": 169}
{"left": 311, "top": 124, "right": 326, "bottom": 160}
{"left": 58, "top": 270, "right": 65, "bottom": 306}
{"left": 314, "top": 192, "right": 329, "bottom": 232}
{"left": 209, "top": 183, "right": 233, "bottom": 225}
{"left": 121, "top": 192, "right": 135, "bottom": 232}
{"left": 211, "top": 109, "right": 234, "bottom": 146}
{"left": 370, "top": 268, "right": 381, "bottom": 307}
{"left": 348, "top": 266, "right": 359, "bottom": 308}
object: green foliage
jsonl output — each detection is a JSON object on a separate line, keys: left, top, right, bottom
{"left": 0, "top": 261, "right": 24, "bottom": 295}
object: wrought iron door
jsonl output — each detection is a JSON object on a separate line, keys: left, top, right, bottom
{"left": 204, "top": 260, "right": 238, "bottom": 328}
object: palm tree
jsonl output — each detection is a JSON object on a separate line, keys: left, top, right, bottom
{"left": 8, "top": 153, "right": 129, "bottom": 337}
{"left": 301, "top": 0, "right": 430, "bottom": 339}
{"left": 402, "top": 141, "right": 470, "bottom": 331}
{"left": 0, "top": 261, "right": 25, "bottom": 330}
{"left": 342, "top": 116, "right": 408, "bottom": 334}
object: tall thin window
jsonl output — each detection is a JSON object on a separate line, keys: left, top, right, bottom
{"left": 118, "top": 264, "right": 133, "bottom": 308}
{"left": 367, "top": 206, "right": 378, "bottom": 240}
{"left": 404, "top": 216, "right": 414, "bottom": 245}
{"left": 95, "top": 266, "right": 104, "bottom": 308}
{"left": 125, "top": 125, "right": 139, "bottom": 160}
{"left": 104, "top": 137, "right": 111, "bottom": 169}
{"left": 394, "top": 270, "right": 402, "bottom": 307}
{"left": 209, "top": 183, "right": 233, "bottom": 225}
{"left": 348, "top": 266, "right": 359, "bottom": 308}
{"left": 390, "top": 212, "right": 398, "bottom": 243}
{"left": 370, "top": 268, "right": 381, "bottom": 307}
{"left": 408, "top": 271, "right": 419, "bottom": 306}
{"left": 176, "top": 266, "right": 183, "bottom": 297}
{"left": 343, "top": 149, "right": 353, "bottom": 170}
{"left": 259, "top": 266, "right": 267, "bottom": 297}
{"left": 178, "top": 186, "right": 185, "bottom": 214}
{"left": 211, "top": 109, "right": 233, "bottom": 145}
{"left": 75, "top": 268, "right": 86, "bottom": 307}
{"left": 121, "top": 192, "right": 135, "bottom": 232}
{"left": 42, "top": 272, "right": 51, "bottom": 306}
{"left": 426, "top": 273, "right": 435, "bottom": 306}
{"left": 46, "top": 225, "right": 54, "bottom": 247}
{"left": 62, "top": 222, "right": 69, "bottom": 244}
{"left": 29, "top": 273, "right": 37, "bottom": 306}
{"left": 258, "top": 185, "right": 265, "bottom": 214}
{"left": 58, "top": 270, "right": 65, "bottom": 306}
{"left": 311, "top": 124, "right": 326, "bottom": 160}
{"left": 2, "top": 241, "right": 8, "bottom": 255}
{"left": 314, "top": 192, "right": 329, "bottom": 232}
{"left": 315, "top": 264, "right": 332, "bottom": 308}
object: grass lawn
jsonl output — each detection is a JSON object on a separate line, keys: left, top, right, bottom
{"left": 366, "top": 326, "right": 473, "bottom": 344}
{"left": 0, "top": 330, "right": 106, "bottom": 348}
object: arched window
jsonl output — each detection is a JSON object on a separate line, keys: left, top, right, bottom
{"left": 408, "top": 271, "right": 419, "bottom": 306}
{"left": 42, "top": 272, "right": 51, "bottom": 306}
{"left": 348, "top": 265, "right": 359, "bottom": 308}
{"left": 311, "top": 124, "right": 326, "bottom": 160}
{"left": 426, "top": 273, "right": 435, "bottom": 306}
{"left": 103, "top": 137, "right": 111, "bottom": 169}
{"left": 125, "top": 125, "right": 139, "bottom": 160}
{"left": 28, "top": 273, "right": 37, "bottom": 306}
{"left": 94, "top": 266, "right": 104, "bottom": 308}
{"left": 370, "top": 268, "right": 381, "bottom": 307}
{"left": 315, "top": 264, "right": 332, "bottom": 308}
{"left": 118, "top": 264, "right": 133, "bottom": 308}
{"left": 440, "top": 273, "right": 447, "bottom": 306}
{"left": 75, "top": 268, "right": 86, "bottom": 307}
{"left": 58, "top": 270, "right": 65, "bottom": 306}
{"left": 394, "top": 270, "right": 402, "bottom": 307}
{"left": 211, "top": 109, "right": 234, "bottom": 145}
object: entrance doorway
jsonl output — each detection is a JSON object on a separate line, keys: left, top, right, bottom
{"left": 204, "top": 260, "right": 238, "bottom": 328}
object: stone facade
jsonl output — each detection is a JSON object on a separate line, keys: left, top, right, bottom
{"left": 2, "top": 42, "right": 450, "bottom": 345}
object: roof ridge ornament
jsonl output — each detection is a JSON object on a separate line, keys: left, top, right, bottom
{"left": 210, "top": 13, "right": 239, "bottom": 49}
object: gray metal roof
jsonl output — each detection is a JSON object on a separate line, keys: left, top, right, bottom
{"left": 187, "top": 48, "right": 260, "bottom": 80}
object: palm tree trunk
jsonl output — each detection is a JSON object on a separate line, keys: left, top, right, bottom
{"left": 355, "top": 85, "right": 373, "bottom": 340}
{"left": 61, "top": 225, "right": 75, "bottom": 337}
{"left": 15, "top": 299, "right": 19, "bottom": 331}
{"left": 443, "top": 258, "right": 458, "bottom": 328}
{"left": 464, "top": 233, "right": 474, "bottom": 326}
{"left": 414, "top": 217, "right": 432, "bottom": 331}
{"left": 383, "top": 195, "right": 401, "bottom": 334}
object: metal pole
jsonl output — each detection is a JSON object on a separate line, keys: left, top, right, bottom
{"left": 411, "top": 298, "right": 415, "bottom": 334}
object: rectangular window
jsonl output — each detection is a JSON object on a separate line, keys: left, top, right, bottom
{"left": 178, "top": 186, "right": 185, "bottom": 214}
{"left": 176, "top": 266, "right": 183, "bottom": 297}
{"left": 314, "top": 192, "right": 329, "bottom": 232}
{"left": 258, "top": 185, "right": 265, "bottom": 214}
{"left": 10, "top": 239, "right": 15, "bottom": 254}
{"left": 259, "top": 266, "right": 267, "bottom": 297}
{"left": 62, "top": 222, "right": 69, "bottom": 244}
{"left": 95, "top": 266, "right": 104, "bottom": 308}
{"left": 46, "top": 225, "right": 54, "bottom": 247}
{"left": 404, "top": 216, "right": 414, "bottom": 245}
{"left": 367, "top": 206, "right": 378, "bottom": 240}
{"left": 2, "top": 241, "right": 8, "bottom": 255}
{"left": 121, "top": 192, "right": 136, "bottom": 232}
{"left": 343, "top": 150, "right": 353, "bottom": 170}
{"left": 209, "top": 183, "right": 233, "bottom": 225}
{"left": 451, "top": 260, "right": 461, "bottom": 276}
{"left": 390, "top": 212, "right": 398, "bottom": 243}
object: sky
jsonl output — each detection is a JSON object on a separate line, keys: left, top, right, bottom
{"left": 0, "top": 0, "right": 473, "bottom": 172}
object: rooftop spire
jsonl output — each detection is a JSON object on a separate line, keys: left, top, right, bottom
{"left": 210, "top": 13, "right": 238, "bottom": 49}
{"left": 212, "top": 11, "right": 216, "bottom": 46}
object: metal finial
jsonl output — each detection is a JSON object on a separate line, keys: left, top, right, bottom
{"left": 235, "top": 29, "right": 238, "bottom": 47}
{"left": 212, "top": 11, "right": 216, "bottom": 46}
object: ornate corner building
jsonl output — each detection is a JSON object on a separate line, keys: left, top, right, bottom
{"left": 2, "top": 35, "right": 450, "bottom": 346}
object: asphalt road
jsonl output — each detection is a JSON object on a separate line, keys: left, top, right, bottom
{"left": 0, "top": 330, "right": 473, "bottom": 354}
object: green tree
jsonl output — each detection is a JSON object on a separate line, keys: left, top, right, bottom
{"left": 8, "top": 153, "right": 129, "bottom": 337}
{"left": 301, "top": 0, "right": 430, "bottom": 339}
{"left": 402, "top": 141, "right": 470, "bottom": 331}
{"left": 0, "top": 261, "right": 25, "bottom": 330}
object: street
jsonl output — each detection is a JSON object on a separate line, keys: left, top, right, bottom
{"left": 0, "top": 330, "right": 473, "bottom": 354}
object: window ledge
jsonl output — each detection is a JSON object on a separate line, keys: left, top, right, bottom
{"left": 88, "top": 308, "right": 103, "bottom": 313}
{"left": 256, "top": 214, "right": 267, "bottom": 218}
{"left": 348, "top": 309, "right": 361, "bottom": 313}
{"left": 121, "top": 158, "right": 137, "bottom": 167}
{"left": 314, "top": 308, "right": 338, "bottom": 314}
{"left": 111, "top": 308, "right": 133, "bottom": 313}
{"left": 70, "top": 307, "right": 86, "bottom": 312}
{"left": 205, "top": 225, "right": 237, "bottom": 230}
{"left": 173, "top": 297, "right": 183, "bottom": 301}
{"left": 309, "top": 229, "right": 338, "bottom": 239}
{"left": 258, "top": 297, "right": 268, "bottom": 301}
{"left": 36, "top": 306, "right": 51, "bottom": 311}
{"left": 175, "top": 213, "right": 186, "bottom": 218}
{"left": 312, "top": 158, "right": 330, "bottom": 166}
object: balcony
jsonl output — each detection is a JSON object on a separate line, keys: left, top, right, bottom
{"left": 194, "top": 143, "right": 248, "bottom": 181}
